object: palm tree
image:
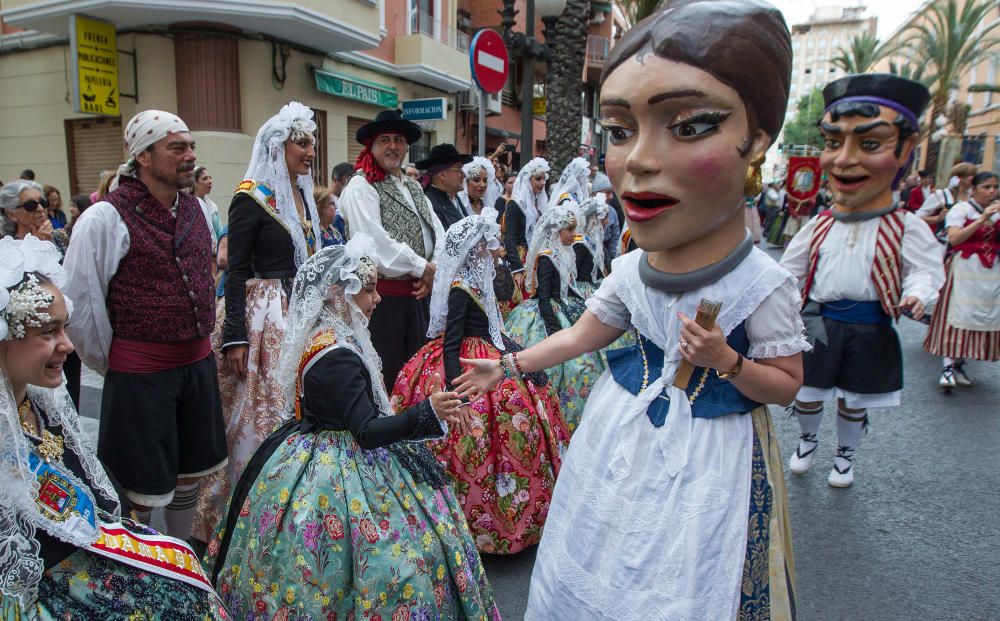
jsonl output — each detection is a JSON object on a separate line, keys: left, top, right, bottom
{"left": 831, "top": 31, "right": 896, "bottom": 74}
{"left": 903, "top": 0, "right": 1000, "bottom": 175}
{"left": 620, "top": 0, "right": 663, "bottom": 26}
{"left": 544, "top": 0, "right": 591, "bottom": 176}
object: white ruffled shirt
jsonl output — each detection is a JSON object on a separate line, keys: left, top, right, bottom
{"left": 780, "top": 210, "right": 945, "bottom": 308}
{"left": 338, "top": 172, "right": 444, "bottom": 279}
{"left": 62, "top": 197, "right": 181, "bottom": 375}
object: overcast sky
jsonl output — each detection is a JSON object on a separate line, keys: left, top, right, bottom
{"left": 769, "top": 0, "right": 926, "bottom": 38}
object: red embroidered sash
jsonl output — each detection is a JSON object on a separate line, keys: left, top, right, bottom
{"left": 801, "top": 209, "right": 905, "bottom": 319}
{"left": 87, "top": 522, "right": 217, "bottom": 595}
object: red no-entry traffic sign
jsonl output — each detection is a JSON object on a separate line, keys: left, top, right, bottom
{"left": 469, "top": 30, "right": 509, "bottom": 95}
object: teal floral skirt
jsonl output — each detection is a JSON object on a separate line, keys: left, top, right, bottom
{"left": 505, "top": 298, "right": 604, "bottom": 432}
{"left": 206, "top": 426, "right": 500, "bottom": 620}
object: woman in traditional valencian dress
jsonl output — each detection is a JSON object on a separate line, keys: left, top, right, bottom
{"left": 0, "top": 236, "right": 227, "bottom": 620}
{"left": 924, "top": 171, "right": 1000, "bottom": 389}
{"left": 504, "top": 205, "right": 604, "bottom": 432}
{"left": 570, "top": 193, "right": 609, "bottom": 302}
{"left": 392, "top": 208, "right": 569, "bottom": 554}
{"left": 193, "top": 102, "right": 323, "bottom": 545}
{"left": 548, "top": 157, "right": 591, "bottom": 208}
{"left": 206, "top": 237, "right": 500, "bottom": 620}
{"left": 458, "top": 156, "right": 502, "bottom": 219}
{"left": 455, "top": 1, "right": 807, "bottom": 618}
{"left": 504, "top": 157, "right": 549, "bottom": 294}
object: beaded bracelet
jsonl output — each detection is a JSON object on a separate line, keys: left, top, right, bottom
{"left": 500, "top": 355, "right": 514, "bottom": 380}
{"left": 510, "top": 352, "right": 525, "bottom": 377}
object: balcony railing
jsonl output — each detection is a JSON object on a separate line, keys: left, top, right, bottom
{"left": 586, "top": 35, "right": 610, "bottom": 64}
{"left": 408, "top": 9, "right": 469, "bottom": 52}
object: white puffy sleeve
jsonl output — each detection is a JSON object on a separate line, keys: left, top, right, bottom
{"left": 61, "top": 202, "right": 130, "bottom": 375}
{"left": 585, "top": 269, "right": 632, "bottom": 331}
{"left": 901, "top": 211, "right": 945, "bottom": 308}
{"left": 778, "top": 215, "right": 819, "bottom": 283}
{"left": 944, "top": 201, "right": 973, "bottom": 229}
{"left": 746, "top": 278, "right": 811, "bottom": 359}
{"left": 339, "top": 175, "right": 427, "bottom": 279}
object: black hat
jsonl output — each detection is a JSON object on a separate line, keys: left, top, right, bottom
{"left": 822, "top": 73, "right": 931, "bottom": 122}
{"left": 414, "top": 144, "right": 474, "bottom": 170}
{"left": 356, "top": 109, "right": 423, "bottom": 145}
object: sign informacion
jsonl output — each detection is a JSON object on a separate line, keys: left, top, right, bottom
{"left": 70, "top": 14, "right": 119, "bottom": 116}
{"left": 402, "top": 97, "right": 448, "bottom": 121}
{"left": 469, "top": 29, "right": 509, "bottom": 94}
{"left": 314, "top": 68, "right": 398, "bottom": 108}
{"left": 785, "top": 156, "right": 822, "bottom": 202}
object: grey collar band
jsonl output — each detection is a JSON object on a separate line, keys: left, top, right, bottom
{"left": 639, "top": 232, "right": 753, "bottom": 293}
{"left": 830, "top": 202, "right": 898, "bottom": 222}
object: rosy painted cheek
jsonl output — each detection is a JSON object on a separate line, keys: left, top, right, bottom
{"left": 687, "top": 154, "right": 724, "bottom": 182}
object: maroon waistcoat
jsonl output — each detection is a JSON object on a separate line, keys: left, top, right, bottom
{"left": 105, "top": 176, "right": 215, "bottom": 341}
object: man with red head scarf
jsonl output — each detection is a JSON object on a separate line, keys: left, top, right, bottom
{"left": 338, "top": 109, "right": 446, "bottom": 386}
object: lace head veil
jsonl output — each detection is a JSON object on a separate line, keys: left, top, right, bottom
{"left": 244, "top": 101, "right": 323, "bottom": 267}
{"left": 512, "top": 157, "right": 550, "bottom": 241}
{"left": 548, "top": 156, "right": 592, "bottom": 208}
{"left": 274, "top": 234, "right": 393, "bottom": 416}
{"left": 575, "top": 193, "right": 610, "bottom": 280}
{"left": 524, "top": 202, "right": 579, "bottom": 299}
{"left": 0, "top": 236, "right": 120, "bottom": 608}
{"left": 427, "top": 207, "right": 505, "bottom": 350}
{"left": 457, "top": 156, "right": 500, "bottom": 216}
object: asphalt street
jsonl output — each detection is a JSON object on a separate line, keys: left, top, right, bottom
{"left": 77, "top": 248, "right": 1000, "bottom": 620}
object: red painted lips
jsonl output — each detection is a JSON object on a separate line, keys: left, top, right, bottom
{"left": 621, "top": 191, "right": 679, "bottom": 222}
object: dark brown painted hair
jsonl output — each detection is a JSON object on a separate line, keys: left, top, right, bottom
{"left": 602, "top": 0, "right": 792, "bottom": 141}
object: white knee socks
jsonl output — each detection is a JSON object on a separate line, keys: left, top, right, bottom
{"left": 164, "top": 482, "right": 199, "bottom": 540}
{"left": 835, "top": 408, "right": 867, "bottom": 473}
{"left": 794, "top": 402, "right": 824, "bottom": 454}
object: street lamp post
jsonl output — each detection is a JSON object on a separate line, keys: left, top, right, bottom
{"left": 500, "top": 0, "right": 567, "bottom": 164}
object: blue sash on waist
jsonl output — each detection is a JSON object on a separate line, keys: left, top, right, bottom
{"left": 604, "top": 324, "right": 762, "bottom": 427}
{"left": 820, "top": 299, "right": 891, "bottom": 325}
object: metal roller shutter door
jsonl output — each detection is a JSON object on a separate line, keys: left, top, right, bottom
{"left": 68, "top": 117, "right": 124, "bottom": 196}
{"left": 346, "top": 116, "right": 370, "bottom": 169}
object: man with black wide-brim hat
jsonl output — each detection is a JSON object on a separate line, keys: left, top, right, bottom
{"left": 780, "top": 73, "right": 944, "bottom": 488}
{"left": 416, "top": 143, "right": 474, "bottom": 229}
{"left": 339, "top": 109, "right": 446, "bottom": 386}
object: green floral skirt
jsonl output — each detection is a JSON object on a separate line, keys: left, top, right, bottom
{"left": 207, "top": 427, "right": 500, "bottom": 620}
{"left": 505, "top": 298, "right": 605, "bottom": 432}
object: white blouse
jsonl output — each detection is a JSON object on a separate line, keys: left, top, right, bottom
{"left": 338, "top": 173, "right": 444, "bottom": 279}
{"left": 781, "top": 210, "right": 945, "bottom": 307}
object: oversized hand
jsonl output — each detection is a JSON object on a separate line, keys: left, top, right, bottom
{"left": 899, "top": 295, "right": 925, "bottom": 321}
{"left": 677, "top": 311, "right": 738, "bottom": 371}
{"left": 453, "top": 357, "right": 504, "bottom": 400}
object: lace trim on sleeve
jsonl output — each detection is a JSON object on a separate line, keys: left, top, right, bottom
{"left": 410, "top": 400, "right": 447, "bottom": 442}
{"left": 585, "top": 295, "right": 632, "bottom": 331}
{"left": 748, "top": 335, "right": 811, "bottom": 359}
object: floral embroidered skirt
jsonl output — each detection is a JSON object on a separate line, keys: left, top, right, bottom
{"left": 505, "top": 299, "right": 605, "bottom": 432}
{"left": 206, "top": 428, "right": 500, "bottom": 621}
{"left": 193, "top": 278, "right": 289, "bottom": 543}
{"left": 3, "top": 546, "right": 227, "bottom": 620}
{"left": 391, "top": 336, "right": 571, "bottom": 554}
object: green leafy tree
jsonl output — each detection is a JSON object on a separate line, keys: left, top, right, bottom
{"left": 831, "top": 31, "right": 896, "bottom": 74}
{"left": 902, "top": 0, "right": 1000, "bottom": 174}
{"left": 781, "top": 86, "right": 826, "bottom": 151}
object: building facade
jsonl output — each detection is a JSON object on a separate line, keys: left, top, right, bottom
{"left": 0, "top": 0, "right": 471, "bottom": 214}
{"left": 876, "top": 0, "right": 1000, "bottom": 182}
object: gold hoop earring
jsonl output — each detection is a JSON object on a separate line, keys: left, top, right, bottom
{"left": 743, "top": 155, "right": 765, "bottom": 197}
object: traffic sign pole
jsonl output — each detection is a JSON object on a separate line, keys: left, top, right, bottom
{"left": 478, "top": 90, "right": 487, "bottom": 157}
